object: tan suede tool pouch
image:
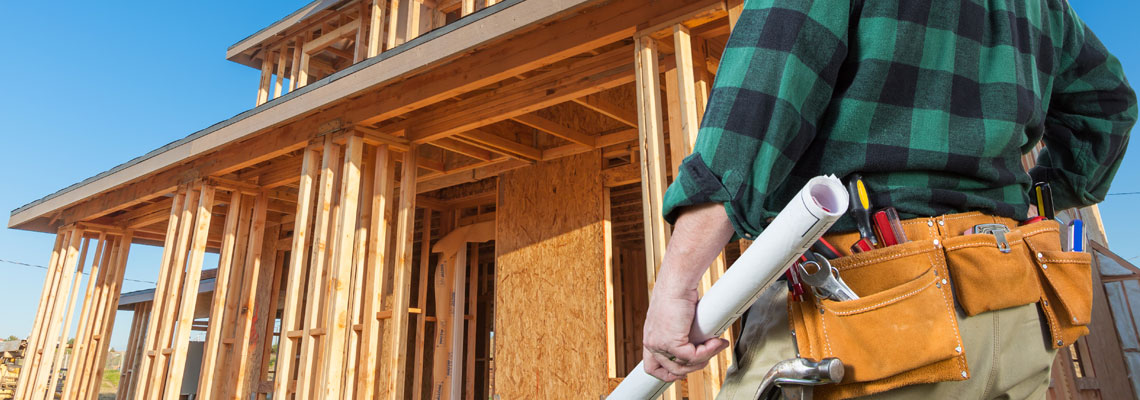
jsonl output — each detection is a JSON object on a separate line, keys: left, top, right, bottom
{"left": 1022, "top": 222, "right": 1094, "bottom": 348}
{"left": 789, "top": 238, "right": 967, "bottom": 399}
{"left": 942, "top": 227, "right": 1042, "bottom": 316}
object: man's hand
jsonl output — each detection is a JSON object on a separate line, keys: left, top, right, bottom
{"left": 639, "top": 203, "right": 735, "bottom": 381}
{"left": 642, "top": 284, "right": 729, "bottom": 381}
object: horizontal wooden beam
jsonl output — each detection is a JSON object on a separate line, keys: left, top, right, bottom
{"left": 512, "top": 113, "right": 595, "bottom": 147}
{"left": 458, "top": 130, "right": 542, "bottom": 162}
{"left": 430, "top": 138, "right": 494, "bottom": 161}
{"left": 400, "top": 45, "right": 635, "bottom": 143}
{"left": 572, "top": 93, "right": 638, "bottom": 127}
{"left": 303, "top": 20, "right": 362, "bottom": 55}
{"left": 344, "top": 0, "right": 722, "bottom": 127}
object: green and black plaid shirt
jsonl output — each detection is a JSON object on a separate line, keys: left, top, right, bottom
{"left": 663, "top": 0, "right": 1137, "bottom": 239}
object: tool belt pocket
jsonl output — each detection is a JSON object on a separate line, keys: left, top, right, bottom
{"left": 789, "top": 239, "right": 965, "bottom": 396}
{"left": 942, "top": 229, "right": 1042, "bottom": 317}
{"left": 1023, "top": 223, "right": 1094, "bottom": 348}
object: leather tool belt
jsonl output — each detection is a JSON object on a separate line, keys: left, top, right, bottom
{"left": 786, "top": 211, "right": 1093, "bottom": 399}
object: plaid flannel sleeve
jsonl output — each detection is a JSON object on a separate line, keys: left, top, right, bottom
{"left": 1031, "top": 6, "right": 1137, "bottom": 210}
{"left": 661, "top": 0, "right": 851, "bottom": 239}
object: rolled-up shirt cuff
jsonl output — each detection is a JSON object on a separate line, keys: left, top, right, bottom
{"left": 662, "top": 153, "right": 770, "bottom": 240}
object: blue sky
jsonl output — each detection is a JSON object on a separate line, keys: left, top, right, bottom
{"left": 0, "top": 1, "right": 1138, "bottom": 352}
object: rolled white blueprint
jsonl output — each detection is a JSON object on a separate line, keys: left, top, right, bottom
{"left": 608, "top": 175, "right": 849, "bottom": 399}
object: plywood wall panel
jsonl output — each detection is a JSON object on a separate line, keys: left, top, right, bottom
{"left": 495, "top": 151, "right": 608, "bottom": 398}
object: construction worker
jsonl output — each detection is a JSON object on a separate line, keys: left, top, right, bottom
{"left": 642, "top": 0, "right": 1135, "bottom": 398}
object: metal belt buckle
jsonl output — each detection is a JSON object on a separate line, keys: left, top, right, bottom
{"left": 973, "top": 223, "right": 1011, "bottom": 253}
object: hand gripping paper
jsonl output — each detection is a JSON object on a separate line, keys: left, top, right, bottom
{"left": 608, "top": 175, "right": 849, "bottom": 399}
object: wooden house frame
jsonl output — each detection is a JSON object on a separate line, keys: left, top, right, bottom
{"left": 6, "top": 0, "right": 1134, "bottom": 399}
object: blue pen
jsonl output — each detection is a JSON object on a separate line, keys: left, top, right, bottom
{"left": 1069, "top": 220, "right": 1084, "bottom": 252}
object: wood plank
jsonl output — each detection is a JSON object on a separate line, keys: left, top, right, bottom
{"left": 634, "top": 36, "right": 669, "bottom": 293}
{"left": 271, "top": 144, "right": 319, "bottom": 400}
{"left": 346, "top": 0, "right": 724, "bottom": 128}
{"left": 197, "top": 192, "right": 244, "bottom": 400}
{"left": 464, "top": 242, "right": 478, "bottom": 400}
{"left": 229, "top": 193, "right": 271, "bottom": 399}
{"left": 343, "top": 147, "right": 377, "bottom": 399}
{"left": 23, "top": 227, "right": 81, "bottom": 400}
{"left": 15, "top": 230, "right": 66, "bottom": 399}
{"left": 81, "top": 233, "right": 133, "bottom": 400}
{"left": 289, "top": 36, "right": 304, "bottom": 91}
{"left": 163, "top": 184, "right": 217, "bottom": 399}
{"left": 384, "top": 146, "right": 419, "bottom": 400}
{"left": 322, "top": 135, "right": 365, "bottom": 399}
{"left": 603, "top": 189, "right": 617, "bottom": 377}
{"left": 431, "top": 138, "right": 494, "bottom": 161}
{"left": 512, "top": 113, "right": 595, "bottom": 147}
{"left": 367, "top": 0, "right": 386, "bottom": 58}
{"left": 128, "top": 187, "right": 185, "bottom": 400}
{"left": 216, "top": 194, "right": 256, "bottom": 398}
{"left": 457, "top": 130, "right": 541, "bottom": 162}
{"left": 396, "top": 46, "right": 634, "bottom": 144}
{"left": 634, "top": 35, "right": 681, "bottom": 400}
{"left": 304, "top": 19, "right": 363, "bottom": 56}
{"left": 42, "top": 235, "right": 90, "bottom": 400}
{"left": 573, "top": 93, "right": 638, "bottom": 128}
{"left": 257, "top": 53, "right": 274, "bottom": 106}
{"left": 296, "top": 137, "right": 339, "bottom": 400}
{"left": 62, "top": 234, "right": 110, "bottom": 398}
{"left": 276, "top": 47, "right": 288, "bottom": 98}
{"left": 411, "top": 209, "right": 434, "bottom": 400}
{"left": 358, "top": 145, "right": 396, "bottom": 400}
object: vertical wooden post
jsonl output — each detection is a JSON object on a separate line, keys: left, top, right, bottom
{"left": 289, "top": 36, "right": 305, "bottom": 91}
{"left": 634, "top": 34, "right": 681, "bottom": 400}
{"left": 384, "top": 146, "right": 418, "bottom": 400}
{"left": 27, "top": 226, "right": 84, "bottom": 400}
{"left": 43, "top": 236, "right": 90, "bottom": 400}
{"left": 230, "top": 194, "right": 271, "bottom": 400}
{"left": 296, "top": 137, "right": 339, "bottom": 400}
{"left": 216, "top": 196, "right": 255, "bottom": 398}
{"left": 385, "top": 0, "right": 402, "bottom": 50}
{"left": 464, "top": 242, "right": 478, "bottom": 400}
{"left": 257, "top": 53, "right": 274, "bottom": 105}
{"left": 198, "top": 193, "right": 245, "bottom": 400}
{"left": 322, "top": 134, "right": 365, "bottom": 399}
{"left": 273, "top": 144, "right": 322, "bottom": 400}
{"left": 462, "top": 0, "right": 475, "bottom": 16}
{"left": 62, "top": 233, "right": 111, "bottom": 399}
{"left": 343, "top": 147, "right": 376, "bottom": 399}
{"left": 275, "top": 48, "right": 288, "bottom": 98}
{"left": 634, "top": 36, "right": 669, "bottom": 292}
{"left": 162, "top": 183, "right": 216, "bottom": 399}
{"left": 130, "top": 186, "right": 187, "bottom": 400}
{"left": 354, "top": 2, "right": 370, "bottom": 63}
{"left": 81, "top": 231, "right": 133, "bottom": 400}
{"left": 14, "top": 230, "right": 66, "bottom": 400}
{"left": 726, "top": 0, "right": 744, "bottom": 31}
{"left": 603, "top": 189, "right": 618, "bottom": 377}
{"left": 142, "top": 186, "right": 201, "bottom": 400}
{"left": 367, "top": 0, "right": 387, "bottom": 58}
{"left": 117, "top": 302, "right": 147, "bottom": 400}
{"left": 405, "top": 0, "right": 423, "bottom": 42}
{"left": 411, "top": 208, "right": 433, "bottom": 400}
{"left": 358, "top": 145, "right": 395, "bottom": 400}
{"left": 298, "top": 33, "right": 313, "bottom": 88}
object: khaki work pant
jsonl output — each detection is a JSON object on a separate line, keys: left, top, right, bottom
{"left": 716, "top": 284, "right": 1058, "bottom": 400}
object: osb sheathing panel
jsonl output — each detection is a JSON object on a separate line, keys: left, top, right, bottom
{"left": 495, "top": 151, "right": 608, "bottom": 397}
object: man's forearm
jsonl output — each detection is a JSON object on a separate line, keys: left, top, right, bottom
{"left": 654, "top": 203, "right": 736, "bottom": 296}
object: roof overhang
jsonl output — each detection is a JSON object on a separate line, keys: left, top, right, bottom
{"left": 9, "top": 0, "right": 591, "bottom": 232}
{"left": 226, "top": 0, "right": 353, "bottom": 69}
